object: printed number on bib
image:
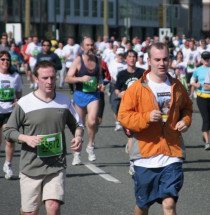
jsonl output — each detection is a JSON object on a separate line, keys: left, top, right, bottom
{"left": 82, "top": 77, "right": 97, "bottom": 93}
{"left": 37, "top": 133, "right": 63, "bottom": 157}
{"left": 0, "top": 88, "right": 15, "bottom": 101}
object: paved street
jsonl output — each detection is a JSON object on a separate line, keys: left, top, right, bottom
{"left": 0, "top": 74, "right": 210, "bottom": 215}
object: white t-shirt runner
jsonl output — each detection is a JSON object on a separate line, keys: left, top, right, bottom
{"left": 134, "top": 73, "right": 183, "bottom": 168}
{"left": 0, "top": 72, "right": 22, "bottom": 114}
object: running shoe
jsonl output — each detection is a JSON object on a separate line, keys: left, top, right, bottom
{"left": 3, "top": 163, "right": 13, "bottom": 179}
{"left": 86, "top": 145, "right": 96, "bottom": 161}
{"left": 114, "top": 121, "right": 122, "bottom": 131}
{"left": 204, "top": 143, "right": 210, "bottom": 150}
{"left": 72, "top": 152, "right": 81, "bottom": 165}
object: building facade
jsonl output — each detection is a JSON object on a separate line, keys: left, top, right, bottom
{"left": 0, "top": 0, "right": 206, "bottom": 43}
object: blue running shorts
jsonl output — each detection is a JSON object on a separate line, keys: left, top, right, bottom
{"left": 73, "top": 90, "right": 100, "bottom": 108}
{"left": 133, "top": 162, "right": 184, "bottom": 209}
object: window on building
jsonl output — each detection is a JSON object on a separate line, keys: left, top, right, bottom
{"left": 83, "top": 0, "right": 89, "bottom": 16}
{"left": 64, "top": 0, "right": 71, "bottom": 16}
{"left": 108, "top": 2, "right": 114, "bottom": 18}
{"left": 174, "top": 5, "right": 180, "bottom": 19}
{"left": 141, "top": 6, "right": 146, "bottom": 20}
{"left": 74, "top": 0, "right": 80, "bottom": 16}
{"left": 92, "top": 0, "right": 97, "bottom": 17}
{"left": 55, "top": 0, "right": 60, "bottom": 15}
{"left": 100, "top": 1, "right": 103, "bottom": 17}
{"left": 8, "top": 0, "right": 13, "bottom": 16}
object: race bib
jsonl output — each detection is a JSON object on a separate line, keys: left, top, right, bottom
{"left": 82, "top": 77, "right": 98, "bottom": 93}
{"left": 37, "top": 133, "right": 63, "bottom": 157}
{"left": 33, "top": 49, "right": 39, "bottom": 56}
{"left": 0, "top": 88, "right": 15, "bottom": 101}
{"left": 60, "top": 57, "right": 65, "bottom": 63}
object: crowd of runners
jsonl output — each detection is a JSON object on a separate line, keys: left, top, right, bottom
{"left": 0, "top": 31, "right": 210, "bottom": 215}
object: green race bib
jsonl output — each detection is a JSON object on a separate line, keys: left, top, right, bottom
{"left": 33, "top": 49, "right": 39, "bottom": 56}
{"left": 0, "top": 88, "right": 15, "bottom": 101}
{"left": 60, "top": 57, "right": 65, "bottom": 63}
{"left": 82, "top": 77, "right": 98, "bottom": 93}
{"left": 37, "top": 133, "right": 63, "bottom": 157}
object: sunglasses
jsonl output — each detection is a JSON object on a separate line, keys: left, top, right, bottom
{"left": 0, "top": 58, "right": 10, "bottom": 62}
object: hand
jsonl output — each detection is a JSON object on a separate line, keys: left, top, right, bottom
{"left": 71, "top": 136, "right": 83, "bottom": 152}
{"left": 175, "top": 120, "right": 188, "bottom": 132}
{"left": 81, "top": 75, "right": 91, "bottom": 82}
{"left": 118, "top": 91, "right": 125, "bottom": 98}
{"left": 24, "top": 136, "right": 43, "bottom": 148}
{"left": 98, "top": 84, "right": 105, "bottom": 92}
{"left": 12, "top": 99, "right": 18, "bottom": 107}
{"left": 150, "top": 110, "right": 162, "bottom": 122}
{"left": 195, "top": 82, "right": 200, "bottom": 88}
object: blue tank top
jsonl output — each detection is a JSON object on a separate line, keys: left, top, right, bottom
{"left": 75, "top": 56, "right": 100, "bottom": 92}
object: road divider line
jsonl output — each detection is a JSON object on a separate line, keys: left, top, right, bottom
{"left": 84, "top": 163, "right": 121, "bottom": 184}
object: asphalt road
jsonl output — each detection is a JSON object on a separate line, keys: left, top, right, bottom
{"left": 0, "top": 74, "right": 210, "bottom": 215}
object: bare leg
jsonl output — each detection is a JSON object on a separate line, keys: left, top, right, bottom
{"left": 134, "top": 205, "right": 149, "bottom": 215}
{"left": 3, "top": 124, "right": 15, "bottom": 163}
{"left": 86, "top": 100, "right": 99, "bottom": 146}
{"left": 162, "top": 197, "right": 176, "bottom": 215}
{"left": 45, "top": 200, "right": 60, "bottom": 215}
{"left": 202, "top": 131, "right": 209, "bottom": 143}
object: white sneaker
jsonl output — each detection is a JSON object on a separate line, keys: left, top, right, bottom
{"left": 86, "top": 146, "right": 96, "bottom": 161}
{"left": 114, "top": 121, "right": 122, "bottom": 131}
{"left": 3, "top": 163, "right": 13, "bottom": 179}
{"left": 72, "top": 152, "right": 81, "bottom": 166}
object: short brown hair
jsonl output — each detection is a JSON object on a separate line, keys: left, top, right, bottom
{"left": 33, "top": 61, "right": 56, "bottom": 77}
{"left": 147, "top": 42, "right": 169, "bottom": 58}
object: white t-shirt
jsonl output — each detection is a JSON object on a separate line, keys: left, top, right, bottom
{"left": 54, "top": 48, "right": 66, "bottom": 63}
{"left": 136, "top": 62, "right": 148, "bottom": 71}
{"left": 185, "top": 49, "right": 200, "bottom": 73}
{"left": 108, "top": 60, "right": 127, "bottom": 83}
{"left": 0, "top": 72, "right": 22, "bottom": 113}
{"left": 63, "top": 44, "right": 80, "bottom": 68}
{"left": 25, "top": 42, "right": 42, "bottom": 67}
{"left": 134, "top": 73, "right": 183, "bottom": 168}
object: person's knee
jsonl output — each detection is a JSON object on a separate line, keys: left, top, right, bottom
{"left": 162, "top": 197, "right": 176, "bottom": 211}
{"left": 6, "top": 141, "right": 15, "bottom": 148}
{"left": 46, "top": 200, "right": 60, "bottom": 213}
{"left": 87, "top": 117, "right": 97, "bottom": 128}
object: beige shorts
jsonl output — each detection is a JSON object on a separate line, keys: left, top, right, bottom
{"left": 19, "top": 170, "right": 66, "bottom": 213}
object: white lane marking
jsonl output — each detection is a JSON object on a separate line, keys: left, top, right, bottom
{"left": 84, "top": 163, "right": 121, "bottom": 184}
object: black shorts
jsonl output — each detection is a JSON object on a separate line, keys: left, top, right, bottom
{"left": 0, "top": 113, "right": 11, "bottom": 127}
{"left": 186, "top": 72, "right": 193, "bottom": 84}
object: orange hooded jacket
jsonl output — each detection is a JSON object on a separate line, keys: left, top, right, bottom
{"left": 118, "top": 70, "right": 193, "bottom": 159}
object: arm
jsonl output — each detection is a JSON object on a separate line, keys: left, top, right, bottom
{"left": 118, "top": 83, "right": 153, "bottom": 132}
{"left": 65, "top": 56, "right": 91, "bottom": 84}
{"left": 204, "top": 84, "right": 210, "bottom": 91}
{"left": 67, "top": 101, "right": 84, "bottom": 152}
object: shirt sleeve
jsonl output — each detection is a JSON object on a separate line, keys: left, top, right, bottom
{"left": 3, "top": 104, "right": 25, "bottom": 142}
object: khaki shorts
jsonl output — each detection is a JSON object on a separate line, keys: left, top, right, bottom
{"left": 19, "top": 170, "right": 66, "bottom": 213}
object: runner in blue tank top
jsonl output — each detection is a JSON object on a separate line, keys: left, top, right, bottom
{"left": 65, "top": 37, "right": 101, "bottom": 165}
